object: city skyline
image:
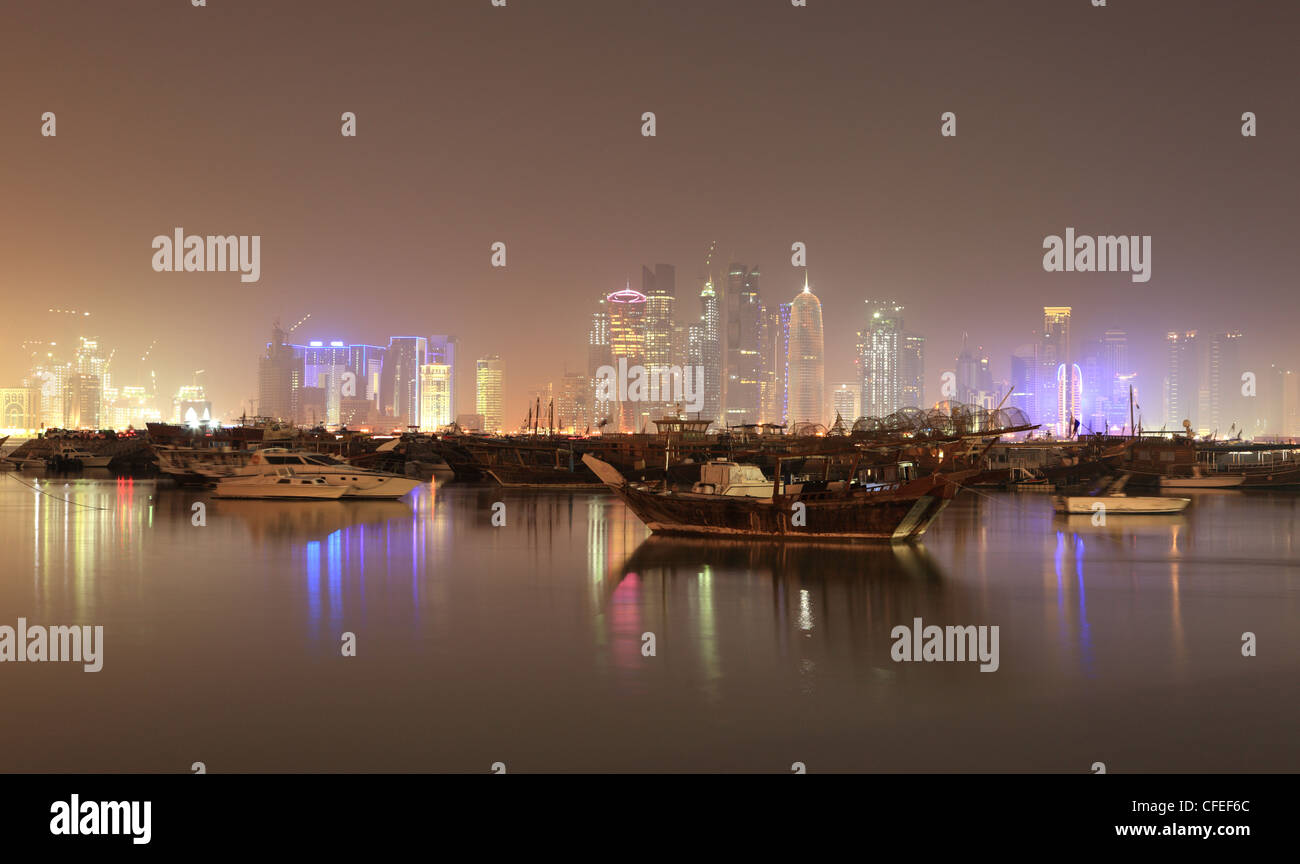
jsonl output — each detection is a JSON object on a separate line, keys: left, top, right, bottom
{"left": 3, "top": 1, "right": 1296, "bottom": 427}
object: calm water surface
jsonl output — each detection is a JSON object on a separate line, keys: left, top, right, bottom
{"left": 1, "top": 473, "right": 1297, "bottom": 772}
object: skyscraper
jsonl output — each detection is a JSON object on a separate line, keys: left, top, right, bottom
{"left": 258, "top": 321, "right": 303, "bottom": 424}
{"left": 1209, "top": 330, "right": 1243, "bottom": 435}
{"left": 383, "top": 336, "right": 427, "bottom": 429}
{"left": 1040, "top": 307, "right": 1072, "bottom": 434}
{"left": 760, "top": 302, "right": 791, "bottom": 425}
{"left": 607, "top": 285, "right": 647, "bottom": 432}
{"left": 587, "top": 295, "right": 612, "bottom": 430}
{"left": 857, "top": 301, "right": 904, "bottom": 417}
{"left": 1097, "top": 329, "right": 1128, "bottom": 432}
{"left": 476, "top": 354, "right": 504, "bottom": 433}
{"left": 1057, "top": 362, "right": 1082, "bottom": 435}
{"left": 698, "top": 277, "right": 722, "bottom": 426}
{"left": 641, "top": 264, "right": 676, "bottom": 419}
{"left": 831, "top": 382, "right": 859, "bottom": 425}
{"left": 1165, "top": 330, "right": 1199, "bottom": 431}
{"left": 427, "top": 335, "right": 459, "bottom": 418}
{"left": 724, "top": 263, "right": 762, "bottom": 427}
{"left": 419, "top": 363, "right": 452, "bottom": 432}
{"left": 787, "top": 275, "right": 825, "bottom": 427}
{"left": 899, "top": 333, "right": 926, "bottom": 410}
{"left": 1009, "top": 343, "right": 1038, "bottom": 423}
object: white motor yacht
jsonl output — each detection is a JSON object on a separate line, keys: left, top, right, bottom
{"left": 231, "top": 448, "right": 422, "bottom": 499}
{"left": 215, "top": 469, "right": 348, "bottom": 500}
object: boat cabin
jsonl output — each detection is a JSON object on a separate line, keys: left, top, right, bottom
{"left": 692, "top": 461, "right": 773, "bottom": 497}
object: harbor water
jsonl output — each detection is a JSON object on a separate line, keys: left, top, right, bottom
{"left": 1, "top": 473, "right": 1297, "bottom": 772}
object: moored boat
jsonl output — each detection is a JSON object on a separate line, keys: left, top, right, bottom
{"left": 214, "top": 470, "right": 348, "bottom": 500}
{"left": 1052, "top": 495, "right": 1190, "bottom": 515}
{"left": 583, "top": 454, "right": 968, "bottom": 541}
{"left": 1157, "top": 465, "right": 1245, "bottom": 488}
{"left": 229, "top": 448, "right": 421, "bottom": 499}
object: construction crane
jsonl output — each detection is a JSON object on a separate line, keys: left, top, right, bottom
{"left": 287, "top": 312, "right": 312, "bottom": 334}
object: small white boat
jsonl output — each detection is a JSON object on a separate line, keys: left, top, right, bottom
{"left": 214, "top": 469, "right": 348, "bottom": 500}
{"left": 1158, "top": 466, "right": 1246, "bottom": 489}
{"left": 1053, "top": 473, "right": 1189, "bottom": 514}
{"left": 54, "top": 446, "right": 113, "bottom": 468}
{"left": 1053, "top": 495, "right": 1190, "bottom": 515}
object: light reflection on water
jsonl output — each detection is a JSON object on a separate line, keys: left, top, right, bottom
{"left": 0, "top": 475, "right": 1297, "bottom": 772}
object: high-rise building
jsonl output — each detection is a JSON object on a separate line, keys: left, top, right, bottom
{"left": 900, "top": 333, "right": 926, "bottom": 410}
{"left": 1057, "top": 363, "right": 1082, "bottom": 435}
{"left": 1165, "top": 330, "right": 1199, "bottom": 432}
{"left": 587, "top": 295, "right": 612, "bottom": 430}
{"left": 418, "top": 364, "right": 452, "bottom": 432}
{"left": 383, "top": 336, "right": 427, "bottom": 429}
{"left": 1209, "top": 330, "right": 1243, "bottom": 435}
{"left": 857, "top": 301, "right": 904, "bottom": 417}
{"left": 1009, "top": 344, "right": 1038, "bottom": 423}
{"left": 426, "top": 336, "right": 458, "bottom": 418}
{"left": 346, "top": 344, "right": 387, "bottom": 408}
{"left": 698, "top": 278, "right": 722, "bottom": 426}
{"left": 760, "top": 303, "right": 791, "bottom": 425}
{"left": 724, "top": 263, "right": 762, "bottom": 427}
{"left": 955, "top": 333, "right": 993, "bottom": 407}
{"left": 556, "top": 371, "right": 588, "bottom": 433}
{"left": 301, "top": 341, "right": 351, "bottom": 425}
{"left": 787, "top": 275, "right": 825, "bottom": 427}
{"left": 258, "top": 322, "right": 303, "bottom": 424}
{"left": 607, "top": 285, "right": 647, "bottom": 432}
{"left": 1040, "top": 307, "right": 1072, "bottom": 434}
{"left": 831, "top": 382, "right": 860, "bottom": 425}
{"left": 476, "top": 355, "right": 504, "bottom": 433}
{"left": 1096, "top": 329, "right": 1128, "bottom": 432}
{"left": 641, "top": 264, "right": 677, "bottom": 423}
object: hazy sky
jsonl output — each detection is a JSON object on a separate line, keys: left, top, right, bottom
{"left": 3, "top": 0, "right": 1296, "bottom": 419}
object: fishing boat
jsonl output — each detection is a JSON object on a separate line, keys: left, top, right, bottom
{"left": 214, "top": 470, "right": 348, "bottom": 500}
{"left": 583, "top": 454, "right": 968, "bottom": 541}
{"left": 227, "top": 448, "right": 421, "bottom": 499}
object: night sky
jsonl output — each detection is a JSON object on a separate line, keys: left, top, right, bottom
{"left": 2, "top": 0, "right": 1296, "bottom": 417}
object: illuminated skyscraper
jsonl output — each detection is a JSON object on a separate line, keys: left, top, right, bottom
{"left": 1010, "top": 343, "right": 1038, "bottom": 422}
{"left": 607, "top": 285, "right": 647, "bottom": 432}
{"left": 831, "top": 382, "right": 860, "bottom": 425}
{"left": 1057, "top": 362, "right": 1082, "bottom": 436}
{"left": 1209, "top": 330, "right": 1243, "bottom": 435}
{"left": 1165, "top": 330, "right": 1199, "bottom": 431}
{"left": 698, "top": 278, "right": 722, "bottom": 426}
{"left": 476, "top": 354, "right": 504, "bottom": 433}
{"left": 427, "top": 335, "right": 458, "bottom": 417}
{"left": 258, "top": 322, "right": 303, "bottom": 424}
{"left": 419, "top": 364, "right": 452, "bottom": 432}
{"left": 724, "top": 263, "right": 762, "bottom": 427}
{"left": 787, "top": 275, "right": 825, "bottom": 427}
{"left": 587, "top": 295, "right": 612, "bottom": 430}
{"left": 857, "top": 301, "right": 904, "bottom": 417}
{"left": 383, "top": 336, "right": 427, "bottom": 429}
{"left": 1040, "top": 307, "right": 1071, "bottom": 433}
{"left": 900, "top": 333, "right": 926, "bottom": 409}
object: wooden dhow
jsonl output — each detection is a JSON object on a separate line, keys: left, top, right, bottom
{"left": 583, "top": 453, "right": 970, "bottom": 542}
